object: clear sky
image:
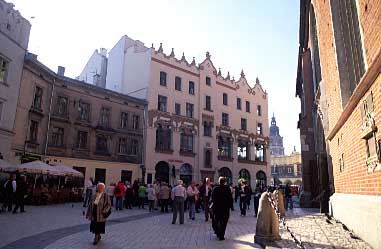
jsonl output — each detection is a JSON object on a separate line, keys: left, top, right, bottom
{"left": 11, "top": 0, "right": 301, "bottom": 154}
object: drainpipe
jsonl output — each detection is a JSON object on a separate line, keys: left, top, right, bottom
{"left": 44, "top": 79, "right": 55, "bottom": 157}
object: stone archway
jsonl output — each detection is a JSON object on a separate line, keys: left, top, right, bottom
{"left": 256, "top": 170, "right": 267, "bottom": 188}
{"left": 180, "top": 163, "right": 193, "bottom": 185}
{"left": 155, "top": 161, "right": 169, "bottom": 184}
{"left": 294, "top": 179, "right": 302, "bottom": 185}
{"left": 218, "top": 167, "right": 232, "bottom": 185}
{"left": 239, "top": 169, "right": 251, "bottom": 186}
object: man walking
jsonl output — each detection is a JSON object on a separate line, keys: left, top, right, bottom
{"left": 199, "top": 178, "right": 212, "bottom": 221}
{"left": 114, "top": 181, "right": 125, "bottom": 210}
{"left": 13, "top": 175, "right": 27, "bottom": 213}
{"left": 239, "top": 181, "right": 249, "bottom": 216}
{"left": 3, "top": 174, "right": 16, "bottom": 212}
{"left": 284, "top": 183, "right": 293, "bottom": 210}
{"left": 159, "top": 182, "right": 170, "bottom": 213}
{"left": 211, "top": 177, "right": 233, "bottom": 240}
{"left": 171, "top": 180, "right": 186, "bottom": 224}
{"left": 83, "top": 177, "right": 94, "bottom": 207}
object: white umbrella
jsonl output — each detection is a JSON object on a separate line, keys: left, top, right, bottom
{"left": 17, "top": 161, "right": 64, "bottom": 176}
{"left": 0, "top": 159, "right": 17, "bottom": 172}
{"left": 52, "top": 165, "right": 84, "bottom": 178}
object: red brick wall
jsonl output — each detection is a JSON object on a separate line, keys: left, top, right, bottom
{"left": 311, "top": 0, "right": 381, "bottom": 196}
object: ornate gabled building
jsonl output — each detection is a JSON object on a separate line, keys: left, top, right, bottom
{"left": 269, "top": 114, "right": 285, "bottom": 156}
{"left": 101, "top": 35, "right": 271, "bottom": 186}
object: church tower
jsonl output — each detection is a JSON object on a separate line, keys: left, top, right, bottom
{"left": 269, "top": 114, "right": 285, "bottom": 156}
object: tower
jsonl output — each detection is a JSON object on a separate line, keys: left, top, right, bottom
{"left": 269, "top": 114, "right": 285, "bottom": 156}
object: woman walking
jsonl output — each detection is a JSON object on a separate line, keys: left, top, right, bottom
{"left": 187, "top": 181, "right": 199, "bottom": 220}
{"left": 86, "top": 183, "right": 111, "bottom": 245}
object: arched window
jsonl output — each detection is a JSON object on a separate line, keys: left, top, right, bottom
{"left": 239, "top": 169, "right": 251, "bottom": 186}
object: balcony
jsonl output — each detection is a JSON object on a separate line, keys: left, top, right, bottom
{"left": 29, "top": 105, "right": 44, "bottom": 116}
{"left": 155, "top": 146, "right": 173, "bottom": 154}
{"left": 237, "top": 158, "right": 256, "bottom": 164}
{"left": 217, "top": 155, "right": 233, "bottom": 162}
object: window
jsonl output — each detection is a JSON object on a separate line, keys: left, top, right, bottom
{"left": 118, "top": 137, "right": 128, "bottom": 154}
{"left": 203, "top": 121, "right": 212, "bottom": 137}
{"left": 160, "top": 71, "right": 167, "bottom": 86}
{"left": 241, "top": 118, "right": 247, "bottom": 131}
{"left": 131, "top": 139, "right": 138, "bottom": 155}
{"left": 257, "top": 123, "right": 263, "bottom": 135}
{"left": 33, "top": 86, "right": 43, "bottom": 109}
{"left": 158, "top": 95, "right": 167, "bottom": 112}
{"left": 189, "top": 81, "right": 195, "bottom": 95}
{"left": 76, "top": 131, "right": 88, "bottom": 149}
{"left": 246, "top": 101, "right": 250, "bottom": 113}
{"left": 186, "top": 103, "right": 194, "bottom": 118}
{"left": 78, "top": 101, "right": 90, "bottom": 121}
{"left": 121, "top": 170, "right": 132, "bottom": 183}
{"left": 205, "top": 96, "right": 211, "bottom": 111}
{"left": 223, "top": 93, "right": 228, "bottom": 105}
{"left": 0, "top": 57, "right": 9, "bottom": 83}
{"left": 175, "top": 103, "right": 181, "bottom": 115}
{"left": 255, "top": 144, "right": 266, "bottom": 162}
{"left": 205, "top": 150, "right": 212, "bottom": 168}
{"left": 120, "top": 112, "right": 128, "bottom": 129}
{"left": 331, "top": 0, "right": 365, "bottom": 106}
{"left": 156, "top": 124, "right": 172, "bottom": 151}
{"left": 175, "top": 76, "right": 182, "bottom": 91}
{"left": 257, "top": 105, "right": 262, "bottom": 116}
{"left": 132, "top": 115, "right": 139, "bottom": 130}
{"left": 237, "top": 140, "right": 250, "bottom": 160}
{"left": 222, "top": 113, "right": 229, "bottom": 126}
{"left": 366, "top": 135, "right": 377, "bottom": 159}
{"left": 96, "top": 135, "right": 108, "bottom": 153}
{"left": 29, "top": 120, "right": 39, "bottom": 142}
{"left": 50, "top": 127, "right": 64, "bottom": 147}
{"left": 56, "top": 96, "right": 68, "bottom": 116}
{"left": 218, "top": 136, "right": 232, "bottom": 158}
{"left": 287, "top": 168, "right": 292, "bottom": 174}
{"left": 206, "top": 76, "right": 211, "bottom": 86}
{"left": 237, "top": 98, "right": 242, "bottom": 110}
{"left": 180, "top": 130, "right": 194, "bottom": 153}
{"left": 100, "top": 107, "right": 110, "bottom": 126}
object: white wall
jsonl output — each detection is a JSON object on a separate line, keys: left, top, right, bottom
{"left": 105, "top": 36, "right": 126, "bottom": 92}
{"left": 77, "top": 49, "right": 107, "bottom": 87}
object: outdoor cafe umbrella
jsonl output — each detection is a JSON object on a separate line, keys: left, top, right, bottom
{"left": 0, "top": 159, "right": 17, "bottom": 173}
{"left": 52, "top": 165, "right": 84, "bottom": 178}
{"left": 17, "top": 161, "right": 65, "bottom": 176}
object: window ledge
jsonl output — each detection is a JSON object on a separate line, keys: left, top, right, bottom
{"left": 203, "top": 109, "right": 214, "bottom": 112}
{"left": 179, "top": 151, "right": 196, "bottom": 157}
{"left": 218, "top": 156, "right": 233, "bottom": 162}
{"left": 238, "top": 159, "right": 254, "bottom": 164}
{"left": 155, "top": 148, "right": 174, "bottom": 154}
{"left": 254, "top": 160, "right": 267, "bottom": 165}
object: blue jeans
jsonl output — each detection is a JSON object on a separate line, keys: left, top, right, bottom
{"left": 285, "top": 197, "right": 293, "bottom": 210}
{"left": 83, "top": 189, "right": 92, "bottom": 207}
{"left": 116, "top": 197, "right": 123, "bottom": 210}
{"left": 188, "top": 201, "right": 196, "bottom": 219}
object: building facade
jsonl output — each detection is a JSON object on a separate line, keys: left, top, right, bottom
{"left": 0, "top": 0, "right": 30, "bottom": 160}
{"left": 102, "top": 35, "right": 271, "bottom": 187}
{"left": 271, "top": 149, "right": 302, "bottom": 185}
{"left": 269, "top": 114, "right": 285, "bottom": 156}
{"left": 11, "top": 53, "right": 147, "bottom": 186}
{"left": 296, "top": 0, "right": 381, "bottom": 248}
{"left": 76, "top": 48, "right": 108, "bottom": 88}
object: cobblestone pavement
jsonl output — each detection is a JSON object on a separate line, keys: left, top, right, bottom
{"left": 0, "top": 202, "right": 374, "bottom": 249}
{"left": 271, "top": 208, "right": 373, "bottom": 249}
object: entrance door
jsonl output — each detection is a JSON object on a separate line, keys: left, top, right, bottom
{"left": 155, "top": 161, "right": 170, "bottom": 184}
{"left": 256, "top": 170, "right": 267, "bottom": 188}
{"left": 239, "top": 169, "right": 251, "bottom": 186}
{"left": 218, "top": 167, "right": 232, "bottom": 185}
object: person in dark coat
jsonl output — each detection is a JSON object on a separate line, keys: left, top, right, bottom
{"left": 210, "top": 177, "right": 233, "bottom": 240}
{"left": 13, "top": 175, "right": 27, "bottom": 213}
{"left": 253, "top": 186, "right": 262, "bottom": 217}
{"left": 284, "top": 183, "right": 293, "bottom": 210}
{"left": 86, "top": 183, "right": 111, "bottom": 245}
{"left": 239, "top": 181, "right": 249, "bottom": 216}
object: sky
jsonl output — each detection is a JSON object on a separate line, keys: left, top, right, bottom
{"left": 10, "top": 0, "right": 301, "bottom": 154}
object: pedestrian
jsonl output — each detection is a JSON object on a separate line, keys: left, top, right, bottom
{"left": 114, "top": 181, "right": 125, "bottom": 211}
{"left": 106, "top": 183, "right": 115, "bottom": 207}
{"left": 229, "top": 183, "right": 235, "bottom": 211}
{"left": 154, "top": 181, "right": 161, "bottom": 210}
{"left": 246, "top": 185, "right": 252, "bottom": 210}
{"left": 132, "top": 180, "right": 139, "bottom": 206}
{"left": 234, "top": 185, "right": 239, "bottom": 203}
{"left": 253, "top": 186, "right": 261, "bottom": 217}
{"left": 195, "top": 183, "right": 201, "bottom": 213}
{"left": 187, "top": 181, "right": 199, "bottom": 220}
{"left": 171, "top": 180, "right": 186, "bottom": 224}
{"left": 284, "top": 183, "right": 293, "bottom": 210}
{"left": 83, "top": 177, "right": 94, "bottom": 207}
{"left": 239, "top": 181, "right": 249, "bottom": 216}
{"left": 86, "top": 182, "right": 111, "bottom": 245}
{"left": 125, "top": 182, "right": 134, "bottom": 209}
{"left": 13, "top": 175, "right": 27, "bottom": 213}
{"left": 3, "top": 174, "right": 16, "bottom": 212}
{"left": 147, "top": 184, "right": 156, "bottom": 212}
{"left": 199, "top": 177, "right": 212, "bottom": 221}
{"left": 159, "top": 182, "right": 170, "bottom": 213}
{"left": 138, "top": 183, "right": 147, "bottom": 209}
{"left": 210, "top": 177, "right": 233, "bottom": 241}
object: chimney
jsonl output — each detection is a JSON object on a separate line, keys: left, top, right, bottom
{"left": 100, "top": 48, "right": 107, "bottom": 56}
{"left": 57, "top": 66, "right": 65, "bottom": 76}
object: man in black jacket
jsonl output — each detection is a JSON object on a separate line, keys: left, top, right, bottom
{"left": 13, "top": 175, "right": 27, "bottom": 213}
{"left": 210, "top": 177, "right": 233, "bottom": 240}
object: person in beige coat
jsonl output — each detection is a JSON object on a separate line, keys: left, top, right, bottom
{"left": 86, "top": 183, "right": 111, "bottom": 245}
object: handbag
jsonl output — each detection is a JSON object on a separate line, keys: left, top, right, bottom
{"left": 102, "top": 194, "right": 112, "bottom": 218}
